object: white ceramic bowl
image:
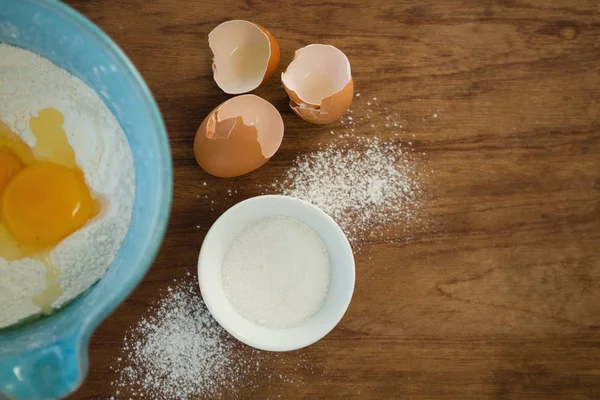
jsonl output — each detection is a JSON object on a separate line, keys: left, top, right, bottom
{"left": 198, "top": 195, "right": 355, "bottom": 351}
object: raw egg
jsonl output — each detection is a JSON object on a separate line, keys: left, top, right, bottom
{"left": 209, "top": 20, "right": 280, "bottom": 94}
{"left": 0, "top": 108, "right": 100, "bottom": 311}
{"left": 282, "top": 44, "right": 354, "bottom": 124}
{"left": 194, "top": 94, "right": 284, "bottom": 178}
{"left": 2, "top": 162, "right": 94, "bottom": 246}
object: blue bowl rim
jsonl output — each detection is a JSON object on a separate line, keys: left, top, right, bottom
{"left": 3, "top": 0, "right": 173, "bottom": 339}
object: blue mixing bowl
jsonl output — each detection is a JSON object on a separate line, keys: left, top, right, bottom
{"left": 0, "top": 1, "right": 172, "bottom": 399}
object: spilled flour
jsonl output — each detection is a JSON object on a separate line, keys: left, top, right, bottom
{"left": 0, "top": 44, "right": 134, "bottom": 328}
{"left": 279, "top": 136, "right": 422, "bottom": 246}
{"left": 111, "top": 280, "right": 314, "bottom": 399}
{"left": 271, "top": 95, "right": 427, "bottom": 248}
{"left": 112, "top": 283, "right": 244, "bottom": 399}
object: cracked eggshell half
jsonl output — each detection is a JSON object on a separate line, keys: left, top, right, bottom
{"left": 209, "top": 20, "right": 280, "bottom": 94}
{"left": 281, "top": 44, "right": 353, "bottom": 125}
{"left": 194, "top": 94, "right": 284, "bottom": 178}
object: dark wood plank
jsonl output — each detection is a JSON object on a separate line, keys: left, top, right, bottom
{"left": 64, "top": 0, "right": 600, "bottom": 398}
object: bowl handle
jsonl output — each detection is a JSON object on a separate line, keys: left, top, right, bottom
{"left": 0, "top": 328, "right": 89, "bottom": 400}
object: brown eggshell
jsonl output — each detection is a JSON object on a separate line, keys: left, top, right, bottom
{"left": 255, "top": 23, "right": 280, "bottom": 86}
{"left": 288, "top": 79, "right": 354, "bottom": 125}
{"left": 194, "top": 95, "right": 284, "bottom": 178}
{"left": 209, "top": 20, "right": 280, "bottom": 94}
{"left": 281, "top": 44, "right": 353, "bottom": 125}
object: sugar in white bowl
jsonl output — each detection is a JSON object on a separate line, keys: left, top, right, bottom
{"left": 198, "top": 195, "right": 355, "bottom": 352}
{"left": 222, "top": 215, "right": 331, "bottom": 329}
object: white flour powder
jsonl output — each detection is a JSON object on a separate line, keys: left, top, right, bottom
{"left": 0, "top": 44, "right": 134, "bottom": 328}
{"left": 278, "top": 137, "right": 422, "bottom": 246}
{"left": 111, "top": 279, "right": 316, "bottom": 399}
{"left": 112, "top": 281, "right": 259, "bottom": 399}
{"left": 265, "top": 93, "right": 427, "bottom": 249}
{"left": 222, "top": 216, "right": 331, "bottom": 329}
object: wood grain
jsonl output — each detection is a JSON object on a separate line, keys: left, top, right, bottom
{"left": 64, "top": 0, "right": 600, "bottom": 399}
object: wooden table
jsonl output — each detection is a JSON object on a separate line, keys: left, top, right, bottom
{"left": 66, "top": 0, "right": 600, "bottom": 399}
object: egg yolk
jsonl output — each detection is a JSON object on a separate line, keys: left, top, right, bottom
{"left": 0, "top": 151, "right": 23, "bottom": 192}
{"left": 0, "top": 109, "right": 101, "bottom": 313}
{"left": 1, "top": 162, "right": 94, "bottom": 246}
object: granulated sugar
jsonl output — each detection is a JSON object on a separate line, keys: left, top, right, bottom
{"left": 111, "top": 282, "right": 258, "bottom": 399}
{"left": 222, "top": 216, "right": 331, "bottom": 329}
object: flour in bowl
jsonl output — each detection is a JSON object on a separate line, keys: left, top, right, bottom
{"left": 0, "top": 44, "right": 135, "bottom": 328}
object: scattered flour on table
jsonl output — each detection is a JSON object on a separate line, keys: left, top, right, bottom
{"left": 111, "top": 281, "right": 313, "bottom": 399}
{"left": 278, "top": 136, "right": 422, "bottom": 247}
{"left": 112, "top": 283, "right": 241, "bottom": 399}
{"left": 0, "top": 43, "right": 134, "bottom": 328}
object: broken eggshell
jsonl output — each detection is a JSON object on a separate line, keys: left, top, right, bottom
{"left": 209, "top": 20, "right": 280, "bottom": 94}
{"left": 281, "top": 44, "right": 353, "bottom": 125}
{"left": 194, "top": 94, "right": 284, "bottom": 178}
